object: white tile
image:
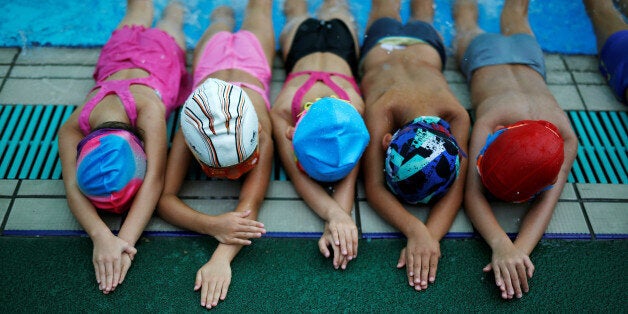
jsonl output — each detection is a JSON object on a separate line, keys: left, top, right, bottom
{"left": 0, "top": 180, "right": 18, "bottom": 196}
{"left": 18, "top": 180, "right": 66, "bottom": 196}
{"left": 488, "top": 202, "right": 529, "bottom": 234}
{"left": 548, "top": 85, "right": 585, "bottom": 110}
{"left": 0, "top": 48, "right": 19, "bottom": 64}
{"left": 449, "top": 82, "right": 471, "bottom": 110}
{"left": 444, "top": 70, "right": 465, "bottom": 83}
{"left": 270, "top": 81, "right": 283, "bottom": 105}
{"left": 177, "top": 180, "right": 301, "bottom": 200}
{"left": 5, "top": 198, "right": 120, "bottom": 233}
{"left": 0, "top": 65, "right": 9, "bottom": 77}
{"left": 578, "top": 85, "right": 627, "bottom": 111}
{"left": 273, "top": 55, "right": 284, "bottom": 69}
{"left": 572, "top": 72, "right": 606, "bottom": 85}
{"left": 559, "top": 184, "right": 578, "bottom": 201}
{"left": 10, "top": 65, "right": 93, "bottom": 79}
{"left": 359, "top": 201, "right": 472, "bottom": 236}
{"left": 266, "top": 180, "right": 300, "bottom": 199}
{"left": 259, "top": 200, "right": 326, "bottom": 234}
{"left": 445, "top": 55, "right": 459, "bottom": 71}
{"left": 183, "top": 199, "right": 239, "bottom": 214}
{"left": 479, "top": 201, "right": 588, "bottom": 236}
{"left": 272, "top": 67, "right": 286, "bottom": 82}
{"left": 144, "top": 216, "right": 188, "bottom": 233}
{"left": 178, "top": 180, "right": 241, "bottom": 198}
{"left": 544, "top": 54, "right": 566, "bottom": 71}
{"left": 16, "top": 47, "right": 99, "bottom": 65}
{"left": 546, "top": 71, "right": 573, "bottom": 85}
{"left": 577, "top": 184, "right": 628, "bottom": 200}
{"left": 585, "top": 202, "right": 628, "bottom": 236}
{"left": 545, "top": 202, "right": 590, "bottom": 236}
{"left": 0, "top": 78, "right": 92, "bottom": 105}
{"left": 563, "top": 55, "right": 599, "bottom": 72}
{"left": 0, "top": 199, "right": 10, "bottom": 226}
{"left": 356, "top": 182, "right": 366, "bottom": 200}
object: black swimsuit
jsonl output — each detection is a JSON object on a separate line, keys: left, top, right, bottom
{"left": 284, "top": 18, "right": 358, "bottom": 78}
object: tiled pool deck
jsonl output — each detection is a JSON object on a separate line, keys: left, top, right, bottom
{"left": 0, "top": 47, "right": 626, "bottom": 240}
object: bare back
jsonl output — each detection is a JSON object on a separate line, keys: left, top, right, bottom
{"left": 361, "top": 44, "right": 463, "bottom": 126}
{"left": 470, "top": 64, "right": 569, "bottom": 128}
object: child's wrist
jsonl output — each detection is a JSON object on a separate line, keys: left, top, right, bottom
{"left": 489, "top": 236, "right": 513, "bottom": 251}
{"left": 89, "top": 227, "right": 113, "bottom": 241}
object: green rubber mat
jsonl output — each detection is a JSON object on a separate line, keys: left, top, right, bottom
{"left": 1, "top": 105, "right": 627, "bottom": 183}
{"left": 0, "top": 237, "right": 625, "bottom": 312}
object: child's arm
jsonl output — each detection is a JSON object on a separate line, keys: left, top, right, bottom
{"left": 411, "top": 108, "right": 469, "bottom": 286}
{"left": 426, "top": 108, "right": 470, "bottom": 239}
{"left": 270, "top": 109, "right": 358, "bottom": 268}
{"left": 464, "top": 120, "right": 532, "bottom": 300}
{"left": 116, "top": 109, "right": 167, "bottom": 249}
{"left": 193, "top": 166, "right": 269, "bottom": 309}
{"left": 192, "top": 111, "right": 273, "bottom": 309}
{"left": 512, "top": 125, "right": 578, "bottom": 255}
{"left": 319, "top": 165, "right": 360, "bottom": 269}
{"left": 58, "top": 118, "right": 136, "bottom": 294}
{"left": 157, "top": 131, "right": 266, "bottom": 244}
{"left": 194, "top": 242, "right": 240, "bottom": 309}
{"left": 466, "top": 118, "right": 577, "bottom": 300}
{"left": 363, "top": 110, "right": 438, "bottom": 291}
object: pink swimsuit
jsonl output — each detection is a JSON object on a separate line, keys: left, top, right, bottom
{"left": 285, "top": 71, "right": 361, "bottom": 123}
{"left": 79, "top": 25, "right": 188, "bottom": 135}
{"left": 193, "top": 31, "right": 272, "bottom": 109}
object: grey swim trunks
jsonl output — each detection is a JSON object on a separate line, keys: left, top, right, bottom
{"left": 460, "top": 33, "right": 546, "bottom": 81}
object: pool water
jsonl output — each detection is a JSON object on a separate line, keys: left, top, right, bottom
{"left": 0, "top": 0, "right": 597, "bottom": 54}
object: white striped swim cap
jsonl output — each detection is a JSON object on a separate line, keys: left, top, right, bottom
{"left": 181, "top": 78, "right": 259, "bottom": 172}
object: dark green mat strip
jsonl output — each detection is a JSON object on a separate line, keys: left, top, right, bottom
{"left": 1, "top": 105, "right": 627, "bottom": 183}
{"left": 0, "top": 237, "right": 625, "bottom": 312}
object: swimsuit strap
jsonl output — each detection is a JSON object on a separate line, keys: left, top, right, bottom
{"left": 79, "top": 78, "right": 150, "bottom": 135}
{"left": 286, "top": 71, "right": 361, "bottom": 122}
{"left": 229, "top": 81, "right": 271, "bottom": 110}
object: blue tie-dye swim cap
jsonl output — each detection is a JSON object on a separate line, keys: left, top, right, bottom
{"left": 76, "top": 128, "right": 146, "bottom": 213}
{"left": 384, "top": 116, "right": 461, "bottom": 204}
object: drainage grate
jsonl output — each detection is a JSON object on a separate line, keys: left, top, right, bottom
{"left": 568, "top": 111, "right": 628, "bottom": 184}
{"left": 1, "top": 105, "right": 627, "bottom": 183}
{"left": 0, "top": 105, "right": 74, "bottom": 179}
{"left": 0, "top": 105, "right": 181, "bottom": 180}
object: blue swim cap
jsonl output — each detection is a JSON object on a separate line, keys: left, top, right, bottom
{"left": 293, "top": 97, "right": 370, "bottom": 182}
{"left": 385, "top": 116, "right": 460, "bottom": 204}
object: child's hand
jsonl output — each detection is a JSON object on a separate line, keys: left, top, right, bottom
{"left": 204, "top": 210, "right": 266, "bottom": 245}
{"left": 319, "top": 213, "right": 358, "bottom": 269}
{"left": 397, "top": 231, "right": 440, "bottom": 291}
{"left": 92, "top": 233, "right": 137, "bottom": 294}
{"left": 194, "top": 258, "right": 232, "bottom": 310}
{"left": 118, "top": 252, "right": 134, "bottom": 286}
{"left": 319, "top": 225, "right": 350, "bottom": 270}
{"left": 484, "top": 243, "right": 535, "bottom": 299}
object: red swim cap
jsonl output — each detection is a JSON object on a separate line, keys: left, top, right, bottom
{"left": 477, "top": 120, "right": 564, "bottom": 203}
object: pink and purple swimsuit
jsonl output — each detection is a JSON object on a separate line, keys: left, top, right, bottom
{"left": 79, "top": 25, "right": 188, "bottom": 135}
{"left": 193, "top": 30, "right": 272, "bottom": 109}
